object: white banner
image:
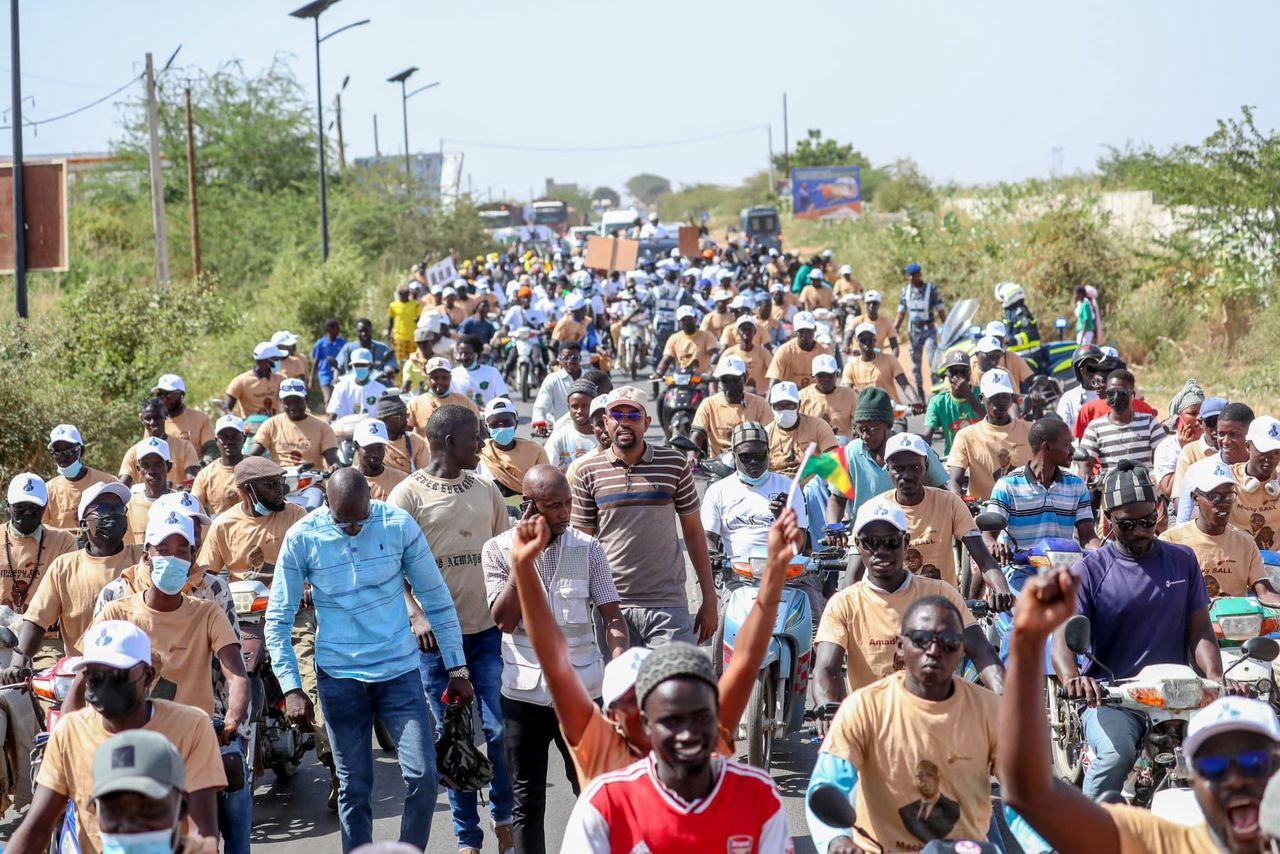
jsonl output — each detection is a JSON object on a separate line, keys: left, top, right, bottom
{"left": 439, "top": 151, "right": 464, "bottom": 209}
{"left": 423, "top": 257, "right": 458, "bottom": 289}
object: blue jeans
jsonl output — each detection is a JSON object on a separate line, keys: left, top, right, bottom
{"left": 420, "top": 627, "right": 514, "bottom": 850}
{"left": 216, "top": 739, "right": 252, "bottom": 854}
{"left": 318, "top": 667, "right": 438, "bottom": 852}
{"left": 1082, "top": 705, "right": 1145, "bottom": 800}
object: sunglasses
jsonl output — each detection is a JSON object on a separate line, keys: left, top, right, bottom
{"left": 1111, "top": 513, "right": 1159, "bottom": 532}
{"left": 857, "top": 534, "right": 905, "bottom": 552}
{"left": 1193, "top": 748, "right": 1272, "bottom": 782}
{"left": 736, "top": 451, "right": 768, "bottom": 465}
{"left": 1195, "top": 490, "right": 1237, "bottom": 506}
{"left": 332, "top": 514, "right": 371, "bottom": 535}
{"left": 903, "top": 630, "right": 964, "bottom": 653}
{"left": 607, "top": 409, "right": 645, "bottom": 423}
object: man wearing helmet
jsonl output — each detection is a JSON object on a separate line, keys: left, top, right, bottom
{"left": 895, "top": 264, "right": 946, "bottom": 400}
{"left": 994, "top": 282, "right": 1048, "bottom": 372}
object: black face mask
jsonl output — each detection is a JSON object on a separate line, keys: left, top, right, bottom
{"left": 1106, "top": 389, "right": 1132, "bottom": 411}
{"left": 87, "top": 513, "right": 127, "bottom": 546}
{"left": 9, "top": 510, "right": 41, "bottom": 536}
{"left": 86, "top": 674, "right": 142, "bottom": 720}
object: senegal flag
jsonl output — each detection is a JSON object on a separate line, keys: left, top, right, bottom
{"left": 799, "top": 445, "right": 855, "bottom": 499}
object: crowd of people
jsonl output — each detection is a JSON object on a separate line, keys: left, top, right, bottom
{"left": 0, "top": 230, "right": 1276, "bottom": 854}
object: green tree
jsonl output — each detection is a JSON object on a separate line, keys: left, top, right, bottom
{"left": 626, "top": 173, "right": 671, "bottom": 204}
{"left": 773, "top": 129, "right": 890, "bottom": 200}
{"left": 591, "top": 186, "right": 621, "bottom": 208}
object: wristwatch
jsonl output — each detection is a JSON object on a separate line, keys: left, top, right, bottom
{"left": 447, "top": 666, "right": 470, "bottom": 680}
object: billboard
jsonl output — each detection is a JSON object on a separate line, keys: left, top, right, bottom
{"left": 0, "top": 160, "right": 69, "bottom": 272}
{"left": 791, "top": 165, "right": 862, "bottom": 220}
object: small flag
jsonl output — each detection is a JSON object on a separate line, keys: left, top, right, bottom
{"left": 799, "top": 446, "right": 855, "bottom": 499}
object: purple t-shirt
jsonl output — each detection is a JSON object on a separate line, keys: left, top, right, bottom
{"left": 1072, "top": 540, "right": 1208, "bottom": 682}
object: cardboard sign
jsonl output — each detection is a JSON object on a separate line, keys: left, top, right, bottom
{"left": 585, "top": 235, "right": 639, "bottom": 273}
{"left": 678, "top": 225, "right": 700, "bottom": 259}
{"left": 423, "top": 257, "right": 458, "bottom": 289}
{"left": 0, "top": 160, "right": 68, "bottom": 273}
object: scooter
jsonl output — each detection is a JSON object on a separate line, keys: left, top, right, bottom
{"left": 654, "top": 370, "right": 707, "bottom": 442}
{"left": 808, "top": 783, "right": 1002, "bottom": 853}
{"left": 282, "top": 464, "right": 327, "bottom": 512}
{"left": 1209, "top": 595, "right": 1280, "bottom": 704}
{"left": 332, "top": 413, "right": 369, "bottom": 467}
{"left": 511, "top": 326, "right": 546, "bottom": 403}
{"left": 620, "top": 320, "right": 648, "bottom": 381}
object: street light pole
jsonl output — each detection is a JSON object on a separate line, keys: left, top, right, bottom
{"left": 10, "top": 0, "right": 26, "bottom": 319}
{"left": 387, "top": 67, "right": 417, "bottom": 187}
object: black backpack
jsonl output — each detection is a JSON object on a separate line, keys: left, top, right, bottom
{"left": 435, "top": 700, "right": 495, "bottom": 792}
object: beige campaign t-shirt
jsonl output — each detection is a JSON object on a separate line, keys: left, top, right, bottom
{"left": 843, "top": 352, "right": 906, "bottom": 402}
{"left": 407, "top": 391, "right": 479, "bottom": 434}
{"left": 1229, "top": 463, "right": 1280, "bottom": 551}
{"left": 822, "top": 672, "right": 998, "bottom": 852}
{"left": 1160, "top": 521, "right": 1265, "bottom": 598}
{"left": 43, "top": 467, "right": 116, "bottom": 532}
{"left": 90, "top": 593, "right": 239, "bottom": 715}
{"left": 970, "top": 351, "right": 1033, "bottom": 391}
{"left": 946, "top": 418, "right": 1033, "bottom": 500}
{"left": 280, "top": 352, "right": 309, "bottom": 380}
{"left": 198, "top": 502, "right": 307, "bottom": 581}
{"left": 119, "top": 435, "right": 201, "bottom": 487}
{"left": 191, "top": 460, "right": 241, "bottom": 516}
{"left": 766, "top": 414, "right": 838, "bottom": 479}
{"left": 166, "top": 407, "right": 215, "bottom": 452}
{"left": 850, "top": 313, "right": 896, "bottom": 350}
{"left": 766, "top": 339, "right": 832, "bottom": 389}
{"left": 388, "top": 470, "right": 510, "bottom": 635}
{"left": 662, "top": 329, "right": 720, "bottom": 372}
{"left": 799, "top": 385, "right": 859, "bottom": 438}
{"left": 816, "top": 575, "right": 975, "bottom": 693}
{"left": 691, "top": 393, "right": 773, "bottom": 456}
{"left": 876, "top": 487, "right": 977, "bottom": 588}
{"left": 383, "top": 431, "right": 430, "bottom": 474}
{"left": 478, "top": 439, "right": 549, "bottom": 495}
{"left": 225, "top": 370, "right": 283, "bottom": 418}
{"left": 254, "top": 413, "right": 337, "bottom": 468}
{"left": 24, "top": 544, "right": 145, "bottom": 655}
{"left": 700, "top": 310, "right": 735, "bottom": 340}
{"left": 1102, "top": 805, "right": 1220, "bottom": 854}
{"left": 124, "top": 490, "right": 165, "bottom": 547}
{"left": 0, "top": 525, "right": 78, "bottom": 612}
{"left": 718, "top": 344, "right": 772, "bottom": 392}
{"left": 720, "top": 323, "right": 772, "bottom": 352}
{"left": 364, "top": 465, "right": 408, "bottom": 501}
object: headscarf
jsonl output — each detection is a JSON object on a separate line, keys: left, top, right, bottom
{"left": 1168, "top": 379, "right": 1205, "bottom": 422}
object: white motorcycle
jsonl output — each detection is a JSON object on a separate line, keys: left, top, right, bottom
{"left": 511, "top": 326, "right": 546, "bottom": 403}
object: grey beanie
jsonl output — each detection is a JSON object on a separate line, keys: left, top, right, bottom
{"left": 375, "top": 392, "right": 407, "bottom": 419}
{"left": 634, "top": 642, "right": 718, "bottom": 708}
{"left": 1102, "top": 459, "right": 1157, "bottom": 512}
{"left": 567, "top": 379, "right": 599, "bottom": 400}
{"left": 855, "top": 387, "right": 895, "bottom": 423}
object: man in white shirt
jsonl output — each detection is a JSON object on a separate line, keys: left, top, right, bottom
{"left": 545, "top": 379, "right": 602, "bottom": 472}
{"left": 1056, "top": 346, "right": 1111, "bottom": 439}
{"left": 638, "top": 211, "right": 667, "bottom": 240}
{"left": 326, "top": 348, "right": 388, "bottom": 421}
{"left": 532, "top": 341, "right": 586, "bottom": 433}
{"left": 452, "top": 335, "right": 510, "bottom": 408}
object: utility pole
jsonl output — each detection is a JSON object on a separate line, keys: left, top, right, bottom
{"left": 145, "top": 52, "right": 171, "bottom": 286}
{"left": 373, "top": 114, "right": 380, "bottom": 156}
{"left": 767, "top": 124, "right": 775, "bottom": 193}
{"left": 335, "top": 91, "right": 346, "bottom": 172}
{"left": 782, "top": 92, "right": 790, "bottom": 179}
{"left": 184, "top": 84, "right": 201, "bottom": 279}
{"left": 10, "top": 0, "right": 27, "bottom": 319}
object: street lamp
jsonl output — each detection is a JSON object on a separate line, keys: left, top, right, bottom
{"left": 387, "top": 67, "right": 440, "bottom": 187}
{"left": 290, "top": 0, "right": 369, "bottom": 261}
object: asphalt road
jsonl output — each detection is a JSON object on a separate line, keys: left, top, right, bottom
{"left": 0, "top": 372, "right": 826, "bottom": 853}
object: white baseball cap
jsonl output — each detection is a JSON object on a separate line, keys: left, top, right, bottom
{"left": 711, "top": 288, "right": 732, "bottom": 302}
{"left": 676, "top": 305, "right": 697, "bottom": 321}
{"left": 979, "top": 368, "right": 1016, "bottom": 397}
{"left": 1185, "top": 696, "right": 1280, "bottom": 761}
{"left": 729, "top": 295, "right": 748, "bottom": 310}
{"left": 769, "top": 282, "right": 786, "bottom": 293}
{"left": 49, "top": 424, "right": 83, "bottom": 446}
{"left": 418, "top": 313, "right": 444, "bottom": 333}
{"left": 735, "top": 314, "right": 758, "bottom": 328}
{"left": 769, "top": 381, "right": 800, "bottom": 405}
{"left": 253, "top": 342, "right": 287, "bottom": 361}
{"left": 589, "top": 394, "right": 608, "bottom": 419}
{"left": 602, "top": 647, "right": 653, "bottom": 710}
{"left": 854, "top": 321, "right": 877, "bottom": 339}
{"left": 215, "top": 414, "right": 247, "bottom": 435}
{"left": 976, "top": 335, "right": 1005, "bottom": 354}
{"left": 564, "top": 292, "right": 585, "bottom": 311}
{"left": 144, "top": 508, "right": 195, "bottom": 547}
{"left": 885, "top": 432, "right": 930, "bottom": 460}
{"left": 864, "top": 290, "right": 882, "bottom": 303}
{"left": 279, "top": 378, "right": 307, "bottom": 399}
{"left": 7, "top": 473, "right": 47, "bottom": 508}
{"left": 839, "top": 264, "right": 853, "bottom": 276}
{"left": 714, "top": 356, "right": 747, "bottom": 378}
{"left": 808, "top": 268, "right": 825, "bottom": 281}
{"left": 271, "top": 330, "right": 299, "bottom": 347}
{"left": 811, "top": 354, "right": 839, "bottom": 376}
{"left": 853, "top": 498, "right": 910, "bottom": 535}
{"left": 150, "top": 490, "right": 210, "bottom": 525}
{"left": 1247, "top": 416, "right": 1280, "bottom": 454}
{"left": 605, "top": 386, "right": 647, "bottom": 411}
{"left": 426, "top": 357, "right": 453, "bottom": 374}
{"left": 442, "top": 286, "right": 458, "bottom": 298}
{"left": 985, "top": 321, "right": 1008, "bottom": 339}
{"left": 355, "top": 419, "right": 391, "bottom": 447}
{"left": 822, "top": 249, "right": 833, "bottom": 259}
{"left": 71, "top": 620, "right": 152, "bottom": 673}
{"left": 792, "top": 311, "right": 817, "bottom": 331}
{"left": 1189, "top": 460, "right": 1237, "bottom": 495}
{"left": 153, "top": 374, "right": 186, "bottom": 393}
{"left": 484, "top": 397, "right": 518, "bottom": 420}
{"left": 77, "top": 481, "right": 133, "bottom": 523}
{"left": 135, "top": 436, "right": 171, "bottom": 463}
{"left": 716, "top": 269, "right": 734, "bottom": 281}
{"left": 349, "top": 347, "right": 374, "bottom": 366}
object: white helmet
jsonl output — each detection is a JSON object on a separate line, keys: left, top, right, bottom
{"left": 995, "top": 282, "right": 1025, "bottom": 308}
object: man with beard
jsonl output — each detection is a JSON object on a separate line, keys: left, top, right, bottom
{"left": 406, "top": 358, "right": 479, "bottom": 435}
{"left": 44, "top": 423, "right": 118, "bottom": 532}
{"left": 561, "top": 643, "right": 792, "bottom": 852}
{"left": 1, "top": 474, "right": 78, "bottom": 612}
{"left": 247, "top": 378, "right": 339, "bottom": 470}
{"left": 690, "top": 357, "right": 772, "bottom": 457}
{"left": 5, "top": 621, "right": 226, "bottom": 852}
{"left": 198, "top": 457, "right": 306, "bottom": 582}
{"left": 153, "top": 373, "right": 216, "bottom": 461}
{"left": 192, "top": 415, "right": 248, "bottom": 516}
{"left": 766, "top": 311, "right": 831, "bottom": 389}
{"left": 1002, "top": 567, "right": 1277, "bottom": 854}
{"left": 923, "top": 351, "right": 986, "bottom": 457}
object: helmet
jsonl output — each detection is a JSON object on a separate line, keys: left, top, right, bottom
{"left": 1071, "top": 345, "right": 1104, "bottom": 385}
{"left": 994, "top": 282, "right": 1025, "bottom": 308}
{"left": 435, "top": 701, "right": 495, "bottom": 792}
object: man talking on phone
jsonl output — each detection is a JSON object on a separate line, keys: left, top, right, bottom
{"left": 483, "top": 464, "right": 629, "bottom": 854}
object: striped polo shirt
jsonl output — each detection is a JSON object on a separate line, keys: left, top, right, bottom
{"left": 570, "top": 441, "right": 699, "bottom": 608}
{"left": 989, "top": 465, "right": 1092, "bottom": 549}
{"left": 1079, "top": 412, "right": 1167, "bottom": 479}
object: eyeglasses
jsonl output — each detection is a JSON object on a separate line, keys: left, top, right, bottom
{"left": 857, "top": 534, "right": 905, "bottom": 553}
{"left": 1111, "top": 513, "right": 1159, "bottom": 532}
{"left": 332, "top": 514, "right": 370, "bottom": 535}
{"left": 1192, "top": 749, "right": 1273, "bottom": 782}
{"left": 1195, "top": 490, "right": 1237, "bottom": 506}
{"left": 902, "top": 630, "right": 964, "bottom": 653}
{"left": 607, "top": 409, "right": 645, "bottom": 423}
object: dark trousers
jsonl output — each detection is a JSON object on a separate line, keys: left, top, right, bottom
{"left": 500, "top": 694, "right": 582, "bottom": 854}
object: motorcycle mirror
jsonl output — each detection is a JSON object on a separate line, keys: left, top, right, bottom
{"left": 0, "top": 626, "right": 16, "bottom": 650}
{"left": 975, "top": 511, "right": 1008, "bottom": 534}
{"left": 1244, "top": 636, "right": 1280, "bottom": 663}
{"left": 669, "top": 435, "right": 698, "bottom": 454}
{"left": 808, "top": 783, "right": 856, "bottom": 829}
{"left": 1063, "top": 615, "right": 1092, "bottom": 655}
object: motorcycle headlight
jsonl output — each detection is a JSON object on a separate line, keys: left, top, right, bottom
{"left": 1045, "top": 551, "right": 1080, "bottom": 574}
{"left": 233, "top": 590, "right": 258, "bottom": 615}
{"left": 1219, "top": 614, "right": 1263, "bottom": 640}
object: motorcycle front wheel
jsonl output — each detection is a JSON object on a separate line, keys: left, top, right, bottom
{"left": 519, "top": 363, "right": 531, "bottom": 402}
{"left": 744, "top": 669, "right": 777, "bottom": 772}
{"left": 1046, "top": 677, "right": 1085, "bottom": 784}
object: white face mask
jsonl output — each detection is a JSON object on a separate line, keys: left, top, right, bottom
{"left": 775, "top": 410, "right": 799, "bottom": 429}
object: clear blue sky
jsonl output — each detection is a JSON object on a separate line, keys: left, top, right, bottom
{"left": 3, "top": 0, "right": 1277, "bottom": 200}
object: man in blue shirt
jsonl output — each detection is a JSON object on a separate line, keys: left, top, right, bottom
{"left": 1050, "top": 460, "right": 1223, "bottom": 800}
{"left": 266, "top": 467, "right": 473, "bottom": 852}
{"left": 310, "top": 318, "right": 346, "bottom": 404}
{"left": 894, "top": 263, "right": 946, "bottom": 399}
{"left": 336, "top": 317, "right": 399, "bottom": 380}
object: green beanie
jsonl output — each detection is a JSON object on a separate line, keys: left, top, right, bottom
{"left": 856, "top": 387, "right": 895, "bottom": 423}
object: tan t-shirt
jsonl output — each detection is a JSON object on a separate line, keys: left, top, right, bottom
{"left": 817, "top": 575, "right": 975, "bottom": 692}
{"left": 1172, "top": 439, "right": 1212, "bottom": 497}
{"left": 876, "top": 487, "right": 977, "bottom": 588}
{"left": 1102, "top": 805, "right": 1219, "bottom": 854}
{"left": 766, "top": 414, "right": 838, "bottom": 478}
{"left": 478, "top": 439, "right": 550, "bottom": 494}
{"left": 970, "top": 351, "right": 1033, "bottom": 391}
{"left": 407, "top": 391, "right": 479, "bottom": 434}
{"left": 280, "top": 352, "right": 309, "bottom": 380}
{"left": 198, "top": 502, "right": 307, "bottom": 581}
{"left": 36, "top": 700, "right": 227, "bottom": 854}
{"left": 1229, "top": 463, "right": 1280, "bottom": 551}
{"left": 1161, "top": 521, "right": 1265, "bottom": 598}
{"left": 849, "top": 313, "right": 897, "bottom": 350}
{"left": 700, "top": 310, "right": 735, "bottom": 340}
{"left": 191, "top": 460, "right": 241, "bottom": 516}
{"left": 24, "top": 544, "right": 144, "bottom": 655}
{"left": 388, "top": 470, "right": 510, "bottom": 634}
{"left": 383, "top": 431, "right": 430, "bottom": 474}
{"left": 720, "top": 323, "right": 772, "bottom": 350}
{"left": 691, "top": 393, "right": 773, "bottom": 455}
{"left": 821, "top": 672, "right": 998, "bottom": 851}
{"left": 718, "top": 344, "right": 772, "bottom": 392}
{"left": 124, "top": 489, "right": 167, "bottom": 547}
{"left": 799, "top": 385, "right": 859, "bottom": 438}
{"left": 800, "top": 284, "right": 836, "bottom": 312}
{"left": 844, "top": 352, "right": 907, "bottom": 402}
{"left": 552, "top": 316, "right": 588, "bottom": 344}
{"left": 119, "top": 436, "right": 201, "bottom": 488}
{"left": 254, "top": 413, "right": 337, "bottom": 468}
{"left": 0, "top": 525, "right": 79, "bottom": 612}
{"left": 44, "top": 467, "right": 116, "bottom": 531}
{"left": 663, "top": 329, "right": 720, "bottom": 372}
{"left": 166, "top": 407, "right": 215, "bottom": 453}
{"left": 90, "top": 593, "right": 238, "bottom": 715}
{"left": 946, "top": 418, "right": 1033, "bottom": 500}
{"left": 766, "top": 339, "right": 832, "bottom": 389}
{"left": 364, "top": 465, "right": 409, "bottom": 500}
{"left": 225, "top": 370, "right": 283, "bottom": 418}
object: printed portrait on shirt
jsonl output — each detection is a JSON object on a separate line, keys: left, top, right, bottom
{"left": 896, "top": 759, "right": 961, "bottom": 843}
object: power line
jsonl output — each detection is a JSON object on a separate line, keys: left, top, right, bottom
{"left": 0, "top": 72, "right": 142, "bottom": 131}
{"left": 441, "top": 123, "right": 768, "bottom": 153}
{"left": 0, "top": 67, "right": 117, "bottom": 90}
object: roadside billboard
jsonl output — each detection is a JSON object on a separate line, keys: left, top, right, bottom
{"left": 0, "top": 159, "right": 69, "bottom": 272}
{"left": 791, "top": 165, "right": 862, "bottom": 220}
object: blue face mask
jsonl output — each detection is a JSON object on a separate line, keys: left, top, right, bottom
{"left": 100, "top": 827, "right": 176, "bottom": 854}
{"left": 353, "top": 367, "right": 371, "bottom": 382}
{"left": 149, "top": 554, "right": 192, "bottom": 595}
{"left": 253, "top": 500, "right": 274, "bottom": 517}
{"left": 737, "top": 469, "right": 771, "bottom": 487}
{"left": 271, "top": 359, "right": 282, "bottom": 373}
{"left": 490, "top": 426, "right": 517, "bottom": 446}
{"left": 56, "top": 459, "right": 84, "bottom": 478}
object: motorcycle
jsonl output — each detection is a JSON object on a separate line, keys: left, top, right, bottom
{"left": 283, "top": 464, "right": 327, "bottom": 512}
{"left": 1209, "top": 595, "right": 1280, "bottom": 704}
{"left": 619, "top": 320, "right": 649, "bottom": 381}
{"left": 511, "top": 326, "right": 547, "bottom": 403}
{"left": 229, "top": 579, "right": 314, "bottom": 780}
{"left": 332, "top": 413, "right": 369, "bottom": 467}
{"left": 808, "top": 783, "right": 1002, "bottom": 854}
{"left": 654, "top": 370, "right": 707, "bottom": 442}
